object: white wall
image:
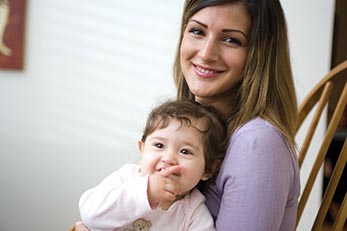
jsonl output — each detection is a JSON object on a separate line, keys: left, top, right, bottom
{"left": 0, "top": 1, "right": 334, "bottom": 230}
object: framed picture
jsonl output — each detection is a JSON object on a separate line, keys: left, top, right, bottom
{"left": 0, "top": 0, "right": 26, "bottom": 70}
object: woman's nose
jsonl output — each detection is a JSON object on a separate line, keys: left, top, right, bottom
{"left": 198, "top": 37, "right": 219, "bottom": 62}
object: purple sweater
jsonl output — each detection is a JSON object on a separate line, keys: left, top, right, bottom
{"left": 205, "top": 118, "right": 300, "bottom": 231}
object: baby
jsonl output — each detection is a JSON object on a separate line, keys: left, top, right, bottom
{"left": 78, "top": 99, "right": 226, "bottom": 231}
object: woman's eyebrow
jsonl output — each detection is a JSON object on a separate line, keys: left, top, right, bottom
{"left": 189, "top": 19, "right": 208, "bottom": 28}
{"left": 222, "top": 28, "right": 248, "bottom": 40}
{"left": 189, "top": 19, "right": 248, "bottom": 39}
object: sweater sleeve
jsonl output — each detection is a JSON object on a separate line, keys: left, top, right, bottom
{"left": 79, "top": 164, "right": 152, "bottom": 231}
{"left": 214, "top": 120, "right": 298, "bottom": 231}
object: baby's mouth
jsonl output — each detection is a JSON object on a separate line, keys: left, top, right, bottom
{"left": 159, "top": 167, "right": 180, "bottom": 176}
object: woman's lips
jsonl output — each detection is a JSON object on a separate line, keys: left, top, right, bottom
{"left": 193, "top": 63, "right": 224, "bottom": 78}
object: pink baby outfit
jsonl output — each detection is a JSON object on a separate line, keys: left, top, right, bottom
{"left": 79, "top": 164, "right": 215, "bottom": 231}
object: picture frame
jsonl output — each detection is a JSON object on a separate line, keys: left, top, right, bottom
{"left": 0, "top": 0, "right": 26, "bottom": 70}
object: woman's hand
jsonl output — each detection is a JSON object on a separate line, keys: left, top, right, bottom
{"left": 72, "top": 221, "right": 90, "bottom": 231}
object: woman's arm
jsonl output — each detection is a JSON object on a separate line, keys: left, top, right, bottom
{"left": 208, "top": 119, "right": 300, "bottom": 231}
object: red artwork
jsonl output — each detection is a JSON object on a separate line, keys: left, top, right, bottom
{"left": 0, "top": 0, "right": 26, "bottom": 70}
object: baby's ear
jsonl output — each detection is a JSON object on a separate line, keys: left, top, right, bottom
{"left": 138, "top": 140, "right": 144, "bottom": 154}
{"left": 201, "top": 160, "right": 222, "bottom": 181}
{"left": 201, "top": 173, "right": 212, "bottom": 181}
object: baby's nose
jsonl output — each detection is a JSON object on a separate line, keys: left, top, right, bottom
{"left": 161, "top": 151, "right": 177, "bottom": 165}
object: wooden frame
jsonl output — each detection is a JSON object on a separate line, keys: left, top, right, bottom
{"left": 0, "top": 0, "right": 26, "bottom": 70}
{"left": 295, "top": 60, "right": 347, "bottom": 230}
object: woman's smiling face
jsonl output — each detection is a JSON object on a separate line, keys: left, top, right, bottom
{"left": 180, "top": 3, "right": 251, "bottom": 105}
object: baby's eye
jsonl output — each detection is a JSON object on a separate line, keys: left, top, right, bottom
{"left": 154, "top": 143, "right": 164, "bottom": 149}
{"left": 189, "top": 28, "right": 205, "bottom": 36}
{"left": 224, "top": 36, "right": 242, "bottom": 46}
{"left": 181, "top": 149, "right": 192, "bottom": 155}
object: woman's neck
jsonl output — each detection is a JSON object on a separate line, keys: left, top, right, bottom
{"left": 195, "top": 94, "right": 236, "bottom": 120}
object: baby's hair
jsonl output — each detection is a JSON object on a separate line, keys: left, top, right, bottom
{"left": 141, "top": 99, "right": 227, "bottom": 177}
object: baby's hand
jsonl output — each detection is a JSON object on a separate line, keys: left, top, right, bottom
{"left": 147, "top": 165, "right": 182, "bottom": 210}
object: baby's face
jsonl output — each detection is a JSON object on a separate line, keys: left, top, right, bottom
{"left": 139, "top": 119, "right": 209, "bottom": 195}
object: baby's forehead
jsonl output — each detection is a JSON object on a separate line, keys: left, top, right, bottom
{"left": 170, "top": 117, "right": 208, "bottom": 133}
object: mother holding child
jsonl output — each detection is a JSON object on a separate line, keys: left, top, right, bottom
{"left": 75, "top": 0, "right": 300, "bottom": 230}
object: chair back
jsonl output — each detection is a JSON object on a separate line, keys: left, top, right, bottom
{"left": 295, "top": 60, "right": 347, "bottom": 230}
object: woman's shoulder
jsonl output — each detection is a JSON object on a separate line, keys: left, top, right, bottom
{"left": 227, "top": 117, "right": 295, "bottom": 163}
{"left": 221, "top": 117, "right": 299, "bottom": 183}
{"left": 232, "top": 117, "right": 282, "bottom": 140}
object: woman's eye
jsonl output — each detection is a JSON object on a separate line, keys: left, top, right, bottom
{"left": 189, "top": 28, "right": 204, "bottom": 36}
{"left": 224, "top": 37, "right": 242, "bottom": 46}
{"left": 181, "top": 149, "right": 192, "bottom": 155}
{"left": 154, "top": 143, "right": 164, "bottom": 149}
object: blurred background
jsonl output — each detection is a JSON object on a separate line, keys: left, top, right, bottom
{"left": 0, "top": 0, "right": 339, "bottom": 230}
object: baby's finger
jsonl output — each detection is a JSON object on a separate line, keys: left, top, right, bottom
{"left": 160, "top": 165, "right": 182, "bottom": 177}
{"left": 161, "top": 190, "right": 177, "bottom": 202}
{"left": 164, "top": 180, "right": 180, "bottom": 195}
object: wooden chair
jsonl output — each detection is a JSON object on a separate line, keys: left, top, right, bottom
{"left": 295, "top": 60, "right": 347, "bottom": 230}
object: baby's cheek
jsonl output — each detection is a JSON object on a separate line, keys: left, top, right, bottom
{"left": 178, "top": 165, "right": 186, "bottom": 175}
{"left": 140, "top": 156, "right": 158, "bottom": 175}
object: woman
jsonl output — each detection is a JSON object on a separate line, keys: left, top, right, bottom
{"left": 75, "top": 0, "right": 300, "bottom": 230}
{"left": 175, "top": 0, "right": 299, "bottom": 230}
